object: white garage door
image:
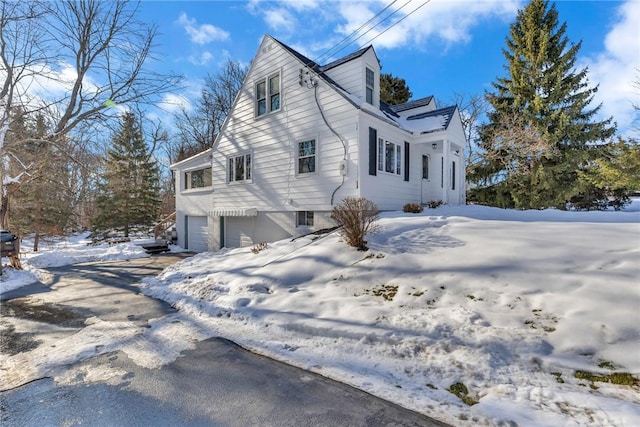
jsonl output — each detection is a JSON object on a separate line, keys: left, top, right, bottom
{"left": 186, "top": 216, "right": 209, "bottom": 252}
{"left": 225, "top": 217, "right": 254, "bottom": 248}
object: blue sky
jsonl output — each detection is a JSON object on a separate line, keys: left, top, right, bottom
{"left": 138, "top": 0, "right": 639, "bottom": 137}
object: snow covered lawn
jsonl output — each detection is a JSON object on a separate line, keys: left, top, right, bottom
{"left": 1, "top": 204, "right": 639, "bottom": 426}
{"left": 138, "top": 204, "right": 640, "bottom": 426}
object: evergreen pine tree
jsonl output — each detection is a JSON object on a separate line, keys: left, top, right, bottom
{"left": 380, "top": 73, "right": 412, "bottom": 105}
{"left": 93, "top": 112, "right": 160, "bottom": 238}
{"left": 471, "top": 0, "right": 616, "bottom": 209}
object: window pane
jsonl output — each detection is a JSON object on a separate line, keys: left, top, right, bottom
{"left": 270, "top": 93, "right": 280, "bottom": 111}
{"left": 299, "top": 157, "right": 315, "bottom": 173}
{"left": 235, "top": 155, "right": 245, "bottom": 181}
{"left": 269, "top": 75, "right": 279, "bottom": 94}
{"left": 385, "top": 141, "right": 394, "bottom": 173}
{"left": 377, "top": 138, "right": 383, "bottom": 171}
{"left": 366, "top": 68, "right": 374, "bottom": 87}
{"left": 422, "top": 155, "right": 429, "bottom": 179}
{"left": 451, "top": 161, "right": 456, "bottom": 190}
{"left": 191, "top": 169, "right": 204, "bottom": 188}
{"left": 297, "top": 211, "right": 314, "bottom": 226}
{"left": 256, "top": 81, "right": 266, "bottom": 99}
{"left": 258, "top": 99, "right": 266, "bottom": 116}
{"left": 203, "top": 167, "right": 212, "bottom": 187}
{"left": 245, "top": 154, "right": 251, "bottom": 180}
{"left": 298, "top": 140, "right": 315, "bottom": 156}
{"left": 396, "top": 145, "right": 401, "bottom": 175}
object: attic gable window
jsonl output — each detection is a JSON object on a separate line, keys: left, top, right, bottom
{"left": 228, "top": 153, "right": 252, "bottom": 183}
{"left": 256, "top": 72, "right": 281, "bottom": 117}
{"left": 365, "top": 67, "right": 374, "bottom": 104}
{"left": 377, "top": 137, "right": 401, "bottom": 176}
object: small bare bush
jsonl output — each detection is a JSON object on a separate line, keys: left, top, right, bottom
{"left": 426, "top": 200, "right": 444, "bottom": 209}
{"left": 403, "top": 203, "right": 423, "bottom": 213}
{"left": 331, "top": 197, "right": 379, "bottom": 251}
{"left": 250, "top": 242, "right": 268, "bottom": 254}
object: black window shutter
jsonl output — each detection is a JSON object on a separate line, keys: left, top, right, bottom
{"left": 368, "top": 127, "right": 377, "bottom": 176}
{"left": 404, "top": 141, "right": 410, "bottom": 181}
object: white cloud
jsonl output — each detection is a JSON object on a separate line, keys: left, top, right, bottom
{"left": 158, "top": 93, "right": 191, "bottom": 114}
{"left": 263, "top": 7, "right": 297, "bottom": 33}
{"left": 580, "top": 0, "right": 640, "bottom": 137}
{"left": 187, "top": 51, "right": 214, "bottom": 66}
{"left": 177, "top": 12, "right": 229, "bottom": 45}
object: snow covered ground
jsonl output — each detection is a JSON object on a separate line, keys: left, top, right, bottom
{"left": 2, "top": 203, "right": 639, "bottom": 426}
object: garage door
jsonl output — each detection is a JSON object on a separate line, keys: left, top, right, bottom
{"left": 225, "top": 217, "right": 254, "bottom": 248}
{"left": 186, "top": 216, "right": 209, "bottom": 252}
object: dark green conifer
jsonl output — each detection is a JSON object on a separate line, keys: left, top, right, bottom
{"left": 471, "top": 0, "right": 616, "bottom": 209}
{"left": 94, "top": 112, "right": 160, "bottom": 238}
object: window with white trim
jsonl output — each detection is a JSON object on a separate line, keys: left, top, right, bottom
{"left": 228, "top": 153, "right": 252, "bottom": 183}
{"left": 297, "top": 139, "right": 316, "bottom": 174}
{"left": 255, "top": 72, "right": 281, "bottom": 117}
{"left": 365, "top": 67, "right": 374, "bottom": 105}
{"left": 297, "top": 211, "right": 314, "bottom": 227}
{"left": 377, "top": 137, "right": 401, "bottom": 175}
{"left": 184, "top": 167, "right": 212, "bottom": 190}
{"left": 422, "top": 155, "right": 430, "bottom": 180}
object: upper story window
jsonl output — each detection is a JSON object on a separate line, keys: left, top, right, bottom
{"left": 365, "top": 67, "right": 374, "bottom": 104}
{"left": 297, "top": 139, "right": 316, "bottom": 174}
{"left": 377, "top": 137, "right": 401, "bottom": 175}
{"left": 256, "top": 72, "right": 281, "bottom": 117}
{"left": 184, "top": 167, "right": 212, "bottom": 190}
{"left": 228, "top": 153, "right": 252, "bottom": 183}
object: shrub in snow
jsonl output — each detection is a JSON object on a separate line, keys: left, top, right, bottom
{"left": 331, "top": 197, "right": 379, "bottom": 251}
{"left": 403, "top": 203, "right": 423, "bottom": 213}
{"left": 426, "top": 200, "right": 444, "bottom": 209}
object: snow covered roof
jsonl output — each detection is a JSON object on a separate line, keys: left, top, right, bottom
{"left": 390, "top": 96, "right": 434, "bottom": 113}
{"left": 270, "top": 36, "right": 456, "bottom": 135}
{"left": 405, "top": 105, "right": 457, "bottom": 134}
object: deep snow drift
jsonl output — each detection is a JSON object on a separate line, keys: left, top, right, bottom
{"left": 1, "top": 204, "right": 639, "bottom": 426}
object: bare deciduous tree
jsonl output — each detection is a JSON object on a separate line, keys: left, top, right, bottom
{"left": 171, "top": 59, "right": 246, "bottom": 162}
{"left": 1, "top": 0, "right": 182, "bottom": 267}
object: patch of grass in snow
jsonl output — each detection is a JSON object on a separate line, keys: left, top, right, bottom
{"left": 551, "top": 372, "right": 565, "bottom": 383}
{"left": 447, "top": 382, "right": 478, "bottom": 406}
{"left": 597, "top": 359, "right": 617, "bottom": 370}
{"left": 574, "top": 371, "right": 639, "bottom": 387}
{"left": 358, "top": 284, "right": 398, "bottom": 301}
{"left": 523, "top": 309, "right": 558, "bottom": 332}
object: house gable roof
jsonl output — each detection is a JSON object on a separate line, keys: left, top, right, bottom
{"left": 320, "top": 46, "right": 377, "bottom": 72}
{"left": 406, "top": 105, "right": 458, "bottom": 134}
{"left": 390, "top": 96, "right": 434, "bottom": 113}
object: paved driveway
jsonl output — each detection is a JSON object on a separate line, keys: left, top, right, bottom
{"left": 0, "top": 255, "right": 449, "bottom": 426}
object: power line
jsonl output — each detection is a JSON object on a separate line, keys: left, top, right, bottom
{"left": 312, "top": 0, "right": 432, "bottom": 66}
{"left": 358, "top": 0, "right": 433, "bottom": 49}
{"left": 313, "top": 0, "right": 401, "bottom": 64}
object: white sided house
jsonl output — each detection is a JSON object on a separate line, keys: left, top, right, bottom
{"left": 172, "top": 35, "right": 466, "bottom": 252}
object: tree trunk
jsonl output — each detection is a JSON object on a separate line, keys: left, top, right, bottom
{"left": 34, "top": 230, "right": 40, "bottom": 252}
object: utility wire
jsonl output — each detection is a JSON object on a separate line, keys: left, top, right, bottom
{"left": 312, "top": 0, "right": 431, "bottom": 66}
{"left": 313, "top": 0, "right": 400, "bottom": 64}
{"left": 357, "top": 0, "right": 433, "bottom": 49}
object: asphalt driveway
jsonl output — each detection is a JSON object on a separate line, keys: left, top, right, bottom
{"left": 0, "top": 255, "right": 449, "bottom": 426}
